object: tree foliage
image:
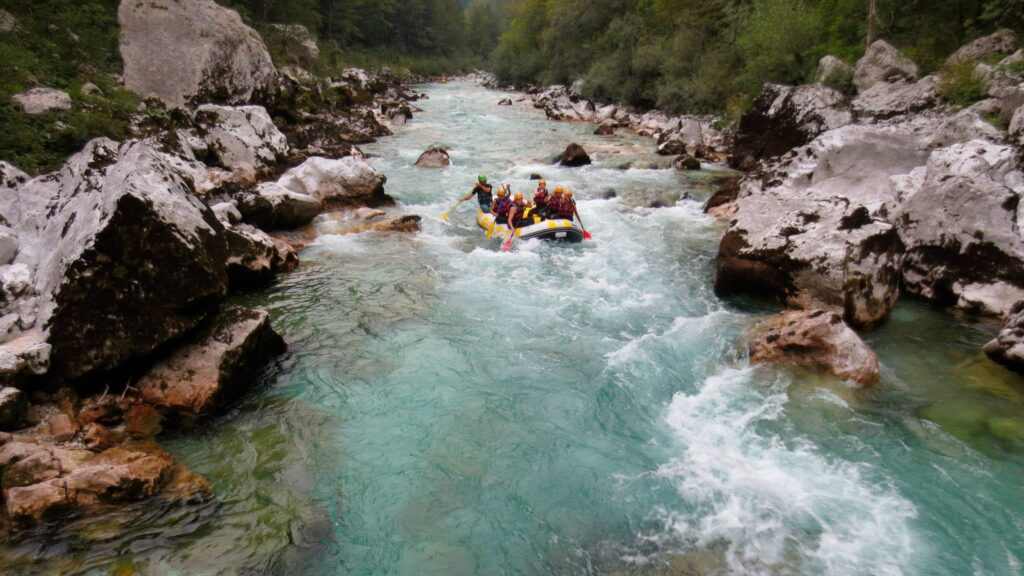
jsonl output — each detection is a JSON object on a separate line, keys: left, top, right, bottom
{"left": 491, "top": 0, "right": 1023, "bottom": 114}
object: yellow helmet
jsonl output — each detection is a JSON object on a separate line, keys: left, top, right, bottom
{"left": 565, "top": 189, "right": 574, "bottom": 198}
{"left": 496, "top": 187, "right": 507, "bottom": 197}
{"left": 539, "top": 179, "right": 546, "bottom": 186}
{"left": 553, "top": 186, "right": 564, "bottom": 194}
{"left": 514, "top": 193, "right": 524, "bottom": 201}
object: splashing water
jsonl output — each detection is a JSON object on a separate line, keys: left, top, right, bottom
{"left": 7, "top": 82, "right": 1024, "bottom": 576}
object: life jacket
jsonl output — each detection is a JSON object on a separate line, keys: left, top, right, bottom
{"left": 558, "top": 198, "right": 575, "bottom": 219}
{"left": 547, "top": 196, "right": 563, "bottom": 215}
{"left": 495, "top": 196, "right": 512, "bottom": 218}
{"left": 534, "top": 188, "right": 549, "bottom": 207}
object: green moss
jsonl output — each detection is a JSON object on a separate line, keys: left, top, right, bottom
{"left": 938, "top": 61, "right": 989, "bottom": 107}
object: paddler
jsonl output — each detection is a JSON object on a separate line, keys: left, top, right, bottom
{"left": 492, "top": 184, "right": 512, "bottom": 222}
{"left": 458, "top": 174, "right": 494, "bottom": 210}
{"left": 559, "top": 189, "right": 585, "bottom": 228}
{"left": 507, "top": 192, "right": 529, "bottom": 229}
{"left": 544, "top": 186, "right": 564, "bottom": 219}
{"left": 533, "top": 179, "right": 550, "bottom": 217}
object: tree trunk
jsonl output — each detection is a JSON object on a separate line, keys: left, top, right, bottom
{"left": 866, "top": 0, "right": 878, "bottom": 48}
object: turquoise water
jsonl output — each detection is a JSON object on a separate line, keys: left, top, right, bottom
{"left": 5, "top": 82, "right": 1024, "bottom": 575}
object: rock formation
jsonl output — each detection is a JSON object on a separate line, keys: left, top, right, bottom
{"left": 415, "top": 147, "right": 451, "bottom": 168}
{"left": 11, "top": 88, "right": 71, "bottom": 115}
{"left": 559, "top": 143, "right": 592, "bottom": 167}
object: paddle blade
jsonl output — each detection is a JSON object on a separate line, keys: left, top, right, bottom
{"left": 441, "top": 212, "right": 450, "bottom": 221}
{"left": 583, "top": 230, "right": 593, "bottom": 240}
{"left": 501, "top": 236, "right": 512, "bottom": 252}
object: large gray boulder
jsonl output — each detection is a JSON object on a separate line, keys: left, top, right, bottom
{"left": 852, "top": 76, "right": 939, "bottom": 119}
{"left": 236, "top": 182, "right": 323, "bottom": 230}
{"left": 750, "top": 309, "right": 880, "bottom": 387}
{"left": 854, "top": 40, "right": 919, "bottom": 92}
{"left": 895, "top": 140, "right": 1024, "bottom": 317}
{"left": 730, "top": 84, "right": 851, "bottom": 170}
{"left": 947, "top": 29, "right": 1019, "bottom": 66}
{"left": 193, "top": 105, "right": 288, "bottom": 184}
{"left": 414, "top": 147, "right": 450, "bottom": 168}
{"left": 118, "top": 0, "right": 277, "bottom": 108}
{"left": 276, "top": 156, "right": 389, "bottom": 207}
{"left": 224, "top": 224, "right": 298, "bottom": 289}
{"left": 10, "top": 139, "right": 230, "bottom": 383}
{"left": 12, "top": 88, "right": 71, "bottom": 115}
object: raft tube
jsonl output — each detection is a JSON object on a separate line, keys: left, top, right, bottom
{"left": 477, "top": 210, "right": 584, "bottom": 243}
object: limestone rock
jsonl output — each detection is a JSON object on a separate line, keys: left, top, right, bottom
{"left": 984, "top": 302, "right": 1024, "bottom": 373}
{"left": 947, "top": 29, "right": 1019, "bottom": 66}
{"left": 414, "top": 147, "right": 450, "bottom": 168}
{"left": 13, "top": 139, "right": 229, "bottom": 383}
{"left": 1011, "top": 105, "right": 1024, "bottom": 146}
{"left": 12, "top": 88, "right": 72, "bottom": 115}
{"left": 138, "top": 308, "right": 286, "bottom": 420}
{"left": 730, "top": 84, "right": 851, "bottom": 170}
{"left": 118, "top": 0, "right": 277, "bottom": 108}
{"left": 895, "top": 140, "right": 1024, "bottom": 317}
{"left": 559, "top": 143, "right": 591, "bottom": 167}
{"left": 267, "top": 24, "right": 320, "bottom": 69}
{"left": 212, "top": 201, "right": 242, "bottom": 225}
{"left": 750, "top": 309, "right": 880, "bottom": 387}
{"left": 594, "top": 122, "right": 615, "bottom": 136}
{"left": 854, "top": 40, "right": 919, "bottom": 92}
{"left": 277, "top": 156, "right": 389, "bottom": 207}
{"left": 816, "top": 55, "right": 854, "bottom": 91}
{"left": 237, "top": 182, "right": 323, "bottom": 230}
{"left": 194, "top": 105, "right": 288, "bottom": 183}
{"left": 0, "top": 387, "right": 27, "bottom": 431}
{"left": 498, "top": 98, "right": 512, "bottom": 106}
{"left": 47, "top": 413, "right": 80, "bottom": 442}
{"left": 852, "top": 76, "right": 939, "bottom": 119}
{"left": 673, "top": 155, "right": 701, "bottom": 171}
{"left": 224, "top": 224, "right": 298, "bottom": 290}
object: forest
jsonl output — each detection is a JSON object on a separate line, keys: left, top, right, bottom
{"left": 491, "top": 0, "right": 1024, "bottom": 114}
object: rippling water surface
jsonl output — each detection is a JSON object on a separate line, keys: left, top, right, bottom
{"left": 12, "top": 82, "right": 1024, "bottom": 575}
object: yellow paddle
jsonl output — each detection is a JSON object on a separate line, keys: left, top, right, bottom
{"left": 440, "top": 199, "right": 463, "bottom": 222}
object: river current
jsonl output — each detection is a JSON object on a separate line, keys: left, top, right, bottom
{"left": 8, "top": 82, "right": 1024, "bottom": 575}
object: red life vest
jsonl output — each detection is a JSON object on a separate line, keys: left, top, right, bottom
{"left": 547, "top": 195, "right": 563, "bottom": 214}
{"left": 495, "top": 196, "right": 512, "bottom": 218}
{"left": 534, "top": 189, "right": 549, "bottom": 206}
{"left": 558, "top": 198, "right": 575, "bottom": 219}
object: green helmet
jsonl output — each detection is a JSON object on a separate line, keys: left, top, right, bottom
{"left": 478, "top": 174, "right": 487, "bottom": 183}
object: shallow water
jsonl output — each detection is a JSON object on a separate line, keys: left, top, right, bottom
{"left": 5, "top": 82, "right": 1024, "bottom": 575}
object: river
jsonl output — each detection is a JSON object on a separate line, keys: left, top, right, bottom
{"left": 9, "top": 82, "right": 1024, "bottom": 575}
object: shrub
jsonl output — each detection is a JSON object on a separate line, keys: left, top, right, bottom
{"left": 938, "top": 61, "right": 989, "bottom": 107}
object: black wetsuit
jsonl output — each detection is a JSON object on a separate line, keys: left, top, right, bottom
{"left": 472, "top": 183, "right": 493, "bottom": 209}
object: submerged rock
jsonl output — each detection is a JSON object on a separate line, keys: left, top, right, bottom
{"left": 750, "top": 309, "right": 880, "bottom": 387}
{"left": 594, "top": 122, "right": 615, "bottom": 136}
{"left": 414, "top": 147, "right": 450, "bottom": 168}
{"left": 12, "top": 88, "right": 72, "bottom": 115}
{"left": 118, "top": 0, "right": 276, "bottom": 108}
{"left": 673, "top": 154, "right": 701, "bottom": 171}
{"left": 559, "top": 143, "right": 591, "bottom": 167}
{"left": 138, "top": 308, "right": 286, "bottom": 421}
{"left": 854, "top": 40, "right": 919, "bottom": 92}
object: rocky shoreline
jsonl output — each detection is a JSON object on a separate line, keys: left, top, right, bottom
{"left": 486, "top": 32, "right": 1024, "bottom": 383}
{"left": 0, "top": 0, "right": 423, "bottom": 535}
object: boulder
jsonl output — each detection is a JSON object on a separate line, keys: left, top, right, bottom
{"left": 498, "top": 98, "right": 512, "bottom": 106}
{"left": 389, "top": 105, "right": 413, "bottom": 126}
{"left": 656, "top": 136, "right": 688, "bottom": 156}
{"left": 47, "top": 413, "right": 80, "bottom": 442}
{"left": 276, "top": 156, "right": 389, "bottom": 207}
{"left": 594, "top": 122, "right": 615, "bottom": 136}
{"left": 137, "top": 308, "right": 286, "bottom": 421}
{"left": 947, "top": 29, "right": 1019, "bottom": 66}
{"left": 559, "top": 143, "right": 591, "bottom": 167}
{"left": 224, "top": 224, "right": 298, "bottom": 290}
{"left": 12, "top": 138, "right": 229, "bottom": 383}
{"left": 194, "top": 105, "right": 288, "bottom": 183}
{"left": 211, "top": 201, "right": 242, "bottom": 225}
{"left": 12, "top": 88, "right": 72, "bottom": 115}
{"left": 1011, "top": 105, "right": 1024, "bottom": 146}
{"left": 854, "top": 40, "right": 919, "bottom": 92}
{"left": 729, "top": 84, "right": 852, "bottom": 170}
{"left": 118, "top": 0, "right": 277, "bottom": 108}
{"left": 237, "top": 182, "right": 323, "bottom": 230}
{"left": 749, "top": 309, "right": 880, "bottom": 387}
{"left": 895, "top": 140, "right": 1024, "bottom": 317}
{"left": 0, "top": 387, "right": 27, "bottom": 430}
{"left": 852, "top": 76, "right": 939, "bottom": 119}
{"left": 673, "top": 155, "right": 701, "bottom": 171}
{"left": 266, "top": 24, "right": 320, "bottom": 69}
{"left": 984, "top": 302, "right": 1024, "bottom": 373}
{"left": 816, "top": 55, "right": 854, "bottom": 91}
{"left": 414, "top": 147, "right": 450, "bottom": 168}
{"left": 81, "top": 82, "right": 103, "bottom": 97}
{"left": 0, "top": 333, "right": 52, "bottom": 386}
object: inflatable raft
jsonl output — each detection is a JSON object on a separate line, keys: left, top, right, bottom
{"left": 477, "top": 210, "right": 585, "bottom": 243}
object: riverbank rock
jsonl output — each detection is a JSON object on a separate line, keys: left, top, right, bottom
{"left": 266, "top": 24, "right": 319, "bottom": 69}
{"left": 895, "top": 140, "right": 1024, "bottom": 317}
{"left": 594, "top": 122, "right": 615, "bottom": 136}
{"left": 947, "top": 29, "right": 1019, "bottom": 66}
{"left": 0, "top": 387, "right": 27, "bottom": 430}
{"left": 118, "top": 0, "right": 276, "bottom": 108}
{"left": 10, "top": 138, "right": 229, "bottom": 383}
{"left": 730, "top": 84, "right": 851, "bottom": 170}
{"left": 194, "top": 105, "right": 288, "bottom": 183}
{"left": 673, "top": 154, "right": 701, "bottom": 170}
{"left": 138, "top": 308, "right": 285, "bottom": 422}
{"left": 749, "top": 309, "right": 880, "bottom": 387}
{"left": 236, "top": 182, "right": 323, "bottom": 230}
{"left": 1, "top": 438, "right": 211, "bottom": 526}
{"left": 498, "top": 98, "right": 512, "bottom": 106}
{"left": 854, "top": 40, "right": 919, "bottom": 92}
{"left": 984, "top": 302, "right": 1024, "bottom": 373}
{"left": 224, "top": 225, "right": 298, "bottom": 290}
{"left": 12, "top": 88, "right": 71, "bottom": 115}
{"left": 414, "top": 147, "right": 450, "bottom": 168}
{"left": 816, "top": 55, "right": 854, "bottom": 91}
{"left": 559, "top": 143, "right": 591, "bottom": 167}
{"left": 276, "top": 156, "right": 389, "bottom": 207}
{"left": 852, "top": 76, "right": 939, "bottom": 119}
